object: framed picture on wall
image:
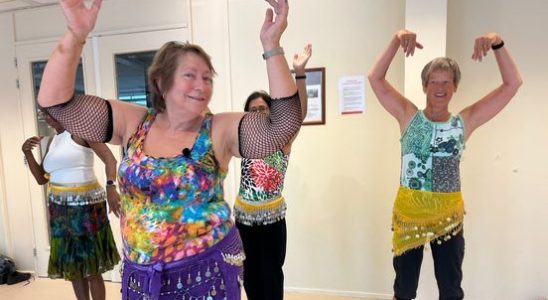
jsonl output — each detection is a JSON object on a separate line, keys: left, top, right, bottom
{"left": 293, "top": 67, "right": 326, "bottom": 125}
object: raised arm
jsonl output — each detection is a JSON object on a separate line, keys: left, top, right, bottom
{"left": 368, "top": 29, "right": 423, "bottom": 132}
{"left": 213, "top": 0, "right": 302, "bottom": 166}
{"left": 459, "top": 32, "right": 523, "bottom": 139}
{"left": 22, "top": 136, "right": 49, "bottom": 185}
{"left": 293, "top": 44, "right": 312, "bottom": 120}
{"left": 260, "top": 0, "right": 297, "bottom": 98}
{"left": 37, "top": 0, "right": 145, "bottom": 145}
{"left": 38, "top": 0, "right": 101, "bottom": 106}
{"left": 278, "top": 43, "right": 313, "bottom": 154}
{"left": 237, "top": 0, "right": 302, "bottom": 158}
{"left": 87, "top": 141, "right": 121, "bottom": 218}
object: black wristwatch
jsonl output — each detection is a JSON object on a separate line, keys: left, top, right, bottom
{"left": 106, "top": 180, "right": 116, "bottom": 188}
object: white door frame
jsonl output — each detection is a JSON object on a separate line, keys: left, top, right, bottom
{"left": 15, "top": 40, "right": 98, "bottom": 277}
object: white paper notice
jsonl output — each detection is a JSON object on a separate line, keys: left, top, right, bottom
{"left": 339, "top": 75, "right": 365, "bottom": 114}
{"left": 304, "top": 84, "right": 322, "bottom": 123}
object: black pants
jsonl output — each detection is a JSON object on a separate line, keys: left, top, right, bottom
{"left": 393, "top": 230, "right": 465, "bottom": 300}
{"left": 236, "top": 219, "right": 287, "bottom": 300}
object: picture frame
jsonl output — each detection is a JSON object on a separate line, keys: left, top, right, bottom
{"left": 294, "top": 67, "right": 326, "bottom": 125}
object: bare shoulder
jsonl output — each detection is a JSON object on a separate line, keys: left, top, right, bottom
{"left": 210, "top": 112, "right": 246, "bottom": 143}
{"left": 399, "top": 103, "right": 419, "bottom": 133}
{"left": 211, "top": 111, "right": 245, "bottom": 123}
{"left": 458, "top": 107, "right": 471, "bottom": 123}
{"left": 457, "top": 106, "right": 474, "bottom": 140}
{"left": 109, "top": 100, "right": 148, "bottom": 144}
{"left": 110, "top": 99, "right": 148, "bottom": 122}
{"left": 210, "top": 112, "right": 246, "bottom": 167}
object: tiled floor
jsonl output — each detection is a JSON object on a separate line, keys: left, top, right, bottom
{"left": 0, "top": 277, "right": 376, "bottom": 300}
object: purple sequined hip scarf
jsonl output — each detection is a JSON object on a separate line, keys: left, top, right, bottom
{"left": 121, "top": 227, "right": 245, "bottom": 300}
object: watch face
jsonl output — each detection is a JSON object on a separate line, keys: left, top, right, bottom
{"left": 106, "top": 180, "right": 114, "bottom": 185}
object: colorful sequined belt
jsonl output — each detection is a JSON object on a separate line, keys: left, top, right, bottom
{"left": 121, "top": 226, "right": 245, "bottom": 300}
{"left": 392, "top": 186, "right": 465, "bottom": 256}
{"left": 48, "top": 181, "right": 105, "bottom": 206}
{"left": 233, "top": 195, "right": 287, "bottom": 226}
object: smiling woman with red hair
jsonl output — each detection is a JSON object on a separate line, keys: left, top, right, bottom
{"left": 37, "top": 0, "right": 303, "bottom": 299}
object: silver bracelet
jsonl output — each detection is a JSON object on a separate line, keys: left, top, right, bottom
{"left": 262, "top": 47, "right": 284, "bottom": 60}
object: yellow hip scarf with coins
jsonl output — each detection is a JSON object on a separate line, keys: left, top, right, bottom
{"left": 392, "top": 186, "right": 465, "bottom": 256}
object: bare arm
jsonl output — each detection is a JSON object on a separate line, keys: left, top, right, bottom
{"left": 281, "top": 44, "right": 313, "bottom": 154}
{"left": 460, "top": 33, "right": 523, "bottom": 139}
{"left": 214, "top": 0, "right": 302, "bottom": 167}
{"left": 295, "top": 78, "right": 308, "bottom": 119}
{"left": 37, "top": 0, "right": 101, "bottom": 107}
{"left": 88, "top": 141, "right": 121, "bottom": 218}
{"left": 261, "top": 0, "right": 297, "bottom": 99}
{"left": 37, "top": 0, "right": 145, "bottom": 145}
{"left": 22, "top": 136, "right": 49, "bottom": 185}
{"left": 293, "top": 44, "right": 312, "bottom": 120}
{"left": 368, "top": 30, "right": 423, "bottom": 132}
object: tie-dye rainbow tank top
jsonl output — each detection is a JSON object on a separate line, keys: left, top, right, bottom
{"left": 119, "top": 110, "right": 232, "bottom": 264}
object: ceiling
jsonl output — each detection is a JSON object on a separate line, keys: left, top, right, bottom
{"left": 0, "top": 0, "right": 59, "bottom": 13}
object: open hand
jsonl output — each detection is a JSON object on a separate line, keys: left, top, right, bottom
{"left": 293, "top": 44, "right": 312, "bottom": 74}
{"left": 260, "top": 0, "right": 289, "bottom": 50}
{"left": 59, "top": 0, "right": 103, "bottom": 40}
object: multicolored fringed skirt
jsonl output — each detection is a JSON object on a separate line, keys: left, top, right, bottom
{"left": 392, "top": 186, "right": 465, "bottom": 256}
{"left": 47, "top": 181, "right": 120, "bottom": 281}
{"left": 122, "top": 226, "right": 244, "bottom": 300}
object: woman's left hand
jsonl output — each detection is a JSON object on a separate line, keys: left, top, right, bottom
{"left": 293, "top": 44, "right": 312, "bottom": 74}
{"left": 472, "top": 32, "right": 502, "bottom": 62}
{"left": 260, "top": 0, "right": 289, "bottom": 51}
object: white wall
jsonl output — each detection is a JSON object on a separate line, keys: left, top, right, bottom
{"left": 0, "top": 12, "right": 37, "bottom": 269}
{"left": 1, "top": 0, "right": 547, "bottom": 299}
{"left": 446, "top": 0, "right": 548, "bottom": 299}
{"left": 14, "top": 0, "right": 190, "bottom": 42}
{"left": 0, "top": 13, "right": 16, "bottom": 258}
{"left": 404, "top": 0, "right": 447, "bottom": 104}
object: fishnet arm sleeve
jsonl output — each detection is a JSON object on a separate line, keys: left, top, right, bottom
{"left": 238, "top": 92, "right": 302, "bottom": 158}
{"left": 43, "top": 94, "right": 113, "bottom": 143}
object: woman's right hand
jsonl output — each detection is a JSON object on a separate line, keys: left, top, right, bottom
{"left": 59, "top": 0, "right": 103, "bottom": 40}
{"left": 260, "top": 0, "right": 289, "bottom": 51}
{"left": 22, "top": 136, "right": 43, "bottom": 152}
{"left": 106, "top": 187, "right": 121, "bottom": 218}
{"left": 396, "top": 29, "right": 423, "bottom": 57}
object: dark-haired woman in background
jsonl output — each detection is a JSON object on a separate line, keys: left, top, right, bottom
{"left": 235, "top": 44, "right": 311, "bottom": 300}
